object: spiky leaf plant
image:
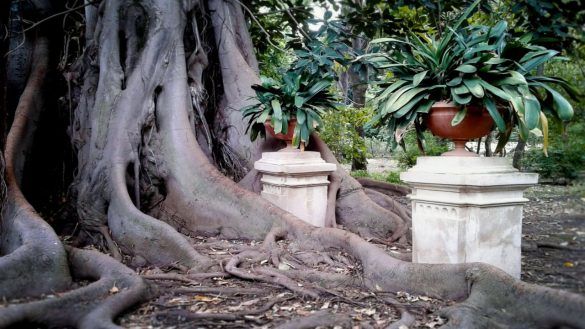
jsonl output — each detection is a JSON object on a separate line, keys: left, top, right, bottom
{"left": 361, "top": 0, "right": 578, "bottom": 154}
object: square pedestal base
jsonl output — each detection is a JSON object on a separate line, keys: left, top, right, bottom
{"left": 254, "top": 150, "right": 336, "bottom": 227}
{"left": 401, "top": 157, "right": 538, "bottom": 278}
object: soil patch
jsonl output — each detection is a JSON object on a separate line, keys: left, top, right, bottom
{"left": 117, "top": 184, "right": 584, "bottom": 328}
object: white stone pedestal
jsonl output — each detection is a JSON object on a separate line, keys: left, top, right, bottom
{"left": 400, "top": 157, "right": 538, "bottom": 278}
{"left": 254, "top": 150, "right": 337, "bottom": 227}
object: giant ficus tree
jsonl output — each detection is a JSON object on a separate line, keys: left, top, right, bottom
{"left": 0, "top": 0, "right": 584, "bottom": 328}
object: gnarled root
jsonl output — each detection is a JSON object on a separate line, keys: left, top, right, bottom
{"left": 0, "top": 248, "right": 148, "bottom": 329}
{"left": 438, "top": 265, "right": 585, "bottom": 328}
{"left": 0, "top": 35, "right": 71, "bottom": 299}
{"left": 357, "top": 178, "right": 411, "bottom": 197}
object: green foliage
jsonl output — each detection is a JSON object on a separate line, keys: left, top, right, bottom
{"left": 361, "top": 0, "right": 578, "bottom": 154}
{"left": 524, "top": 142, "right": 585, "bottom": 181}
{"left": 320, "top": 106, "right": 371, "bottom": 163}
{"left": 342, "top": 2, "right": 433, "bottom": 38}
{"left": 507, "top": 0, "right": 585, "bottom": 49}
{"left": 242, "top": 72, "right": 338, "bottom": 147}
{"left": 350, "top": 170, "right": 404, "bottom": 185}
{"left": 395, "top": 131, "right": 449, "bottom": 169}
{"left": 521, "top": 48, "right": 585, "bottom": 181}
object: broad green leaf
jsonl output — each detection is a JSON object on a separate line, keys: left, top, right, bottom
{"left": 453, "top": 84, "right": 470, "bottom": 95}
{"left": 292, "top": 124, "right": 301, "bottom": 147}
{"left": 520, "top": 50, "right": 558, "bottom": 72}
{"left": 464, "top": 45, "right": 497, "bottom": 58}
{"left": 296, "top": 110, "right": 306, "bottom": 125}
{"left": 479, "top": 80, "right": 511, "bottom": 101}
{"left": 381, "top": 85, "right": 415, "bottom": 115}
{"left": 387, "top": 87, "right": 429, "bottom": 114}
{"left": 271, "top": 99, "right": 282, "bottom": 120}
{"left": 451, "top": 89, "right": 472, "bottom": 105}
{"left": 484, "top": 97, "right": 506, "bottom": 132}
{"left": 463, "top": 78, "right": 484, "bottom": 98}
{"left": 394, "top": 93, "right": 428, "bottom": 118}
{"left": 294, "top": 96, "right": 304, "bottom": 108}
{"left": 497, "top": 71, "right": 527, "bottom": 86}
{"left": 455, "top": 64, "right": 477, "bottom": 73}
{"left": 257, "top": 109, "right": 270, "bottom": 123}
{"left": 373, "top": 80, "right": 408, "bottom": 104}
{"left": 447, "top": 77, "right": 462, "bottom": 87}
{"left": 549, "top": 88, "right": 574, "bottom": 121}
{"left": 517, "top": 117, "right": 530, "bottom": 141}
{"left": 300, "top": 124, "right": 310, "bottom": 143}
{"left": 535, "top": 83, "right": 574, "bottom": 121}
{"left": 485, "top": 57, "right": 507, "bottom": 65}
{"left": 369, "top": 37, "right": 413, "bottom": 45}
{"left": 416, "top": 100, "right": 434, "bottom": 113}
{"left": 523, "top": 94, "right": 541, "bottom": 130}
{"left": 488, "top": 20, "right": 507, "bottom": 38}
{"left": 451, "top": 107, "right": 468, "bottom": 126}
{"left": 502, "top": 85, "right": 525, "bottom": 115}
{"left": 520, "top": 49, "right": 552, "bottom": 63}
{"left": 303, "top": 80, "right": 330, "bottom": 101}
{"left": 413, "top": 71, "right": 428, "bottom": 87}
{"left": 528, "top": 76, "right": 580, "bottom": 99}
{"left": 273, "top": 117, "right": 283, "bottom": 134}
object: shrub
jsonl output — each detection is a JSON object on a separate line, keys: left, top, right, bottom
{"left": 523, "top": 122, "right": 585, "bottom": 181}
{"left": 350, "top": 170, "right": 406, "bottom": 185}
{"left": 320, "top": 107, "right": 371, "bottom": 164}
{"left": 395, "top": 131, "right": 449, "bottom": 169}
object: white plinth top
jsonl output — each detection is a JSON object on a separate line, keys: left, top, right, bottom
{"left": 255, "top": 150, "right": 337, "bottom": 175}
{"left": 401, "top": 156, "right": 538, "bottom": 187}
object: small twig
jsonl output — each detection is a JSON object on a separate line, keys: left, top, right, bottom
{"left": 232, "top": 0, "right": 287, "bottom": 52}
{"left": 173, "top": 286, "right": 266, "bottom": 295}
{"left": 143, "top": 273, "right": 197, "bottom": 284}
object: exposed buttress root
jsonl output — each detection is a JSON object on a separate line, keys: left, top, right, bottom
{"left": 0, "top": 35, "right": 71, "bottom": 299}
{"left": 0, "top": 248, "right": 148, "bottom": 329}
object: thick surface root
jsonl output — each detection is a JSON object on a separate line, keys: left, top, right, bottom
{"left": 0, "top": 248, "right": 148, "bottom": 329}
{"left": 1, "top": 35, "right": 71, "bottom": 299}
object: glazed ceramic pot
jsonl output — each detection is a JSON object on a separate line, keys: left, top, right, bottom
{"left": 427, "top": 101, "right": 494, "bottom": 157}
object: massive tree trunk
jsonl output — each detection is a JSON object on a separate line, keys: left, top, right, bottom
{"left": 0, "top": 1, "right": 584, "bottom": 328}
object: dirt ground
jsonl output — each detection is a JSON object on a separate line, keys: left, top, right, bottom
{"left": 113, "top": 182, "right": 584, "bottom": 329}
{"left": 521, "top": 184, "right": 585, "bottom": 294}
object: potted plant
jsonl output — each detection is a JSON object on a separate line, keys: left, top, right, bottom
{"left": 242, "top": 71, "right": 337, "bottom": 150}
{"left": 361, "top": 0, "right": 577, "bottom": 156}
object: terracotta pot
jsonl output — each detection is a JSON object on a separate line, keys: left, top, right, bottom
{"left": 427, "top": 101, "right": 494, "bottom": 157}
{"left": 265, "top": 118, "right": 297, "bottom": 146}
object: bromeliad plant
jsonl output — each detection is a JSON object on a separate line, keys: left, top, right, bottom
{"left": 362, "top": 0, "right": 578, "bottom": 154}
{"left": 242, "top": 72, "right": 337, "bottom": 147}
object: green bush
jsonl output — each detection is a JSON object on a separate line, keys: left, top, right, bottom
{"left": 395, "top": 131, "right": 450, "bottom": 169}
{"left": 523, "top": 122, "right": 585, "bottom": 181}
{"left": 320, "top": 107, "right": 372, "bottom": 164}
{"left": 350, "top": 170, "right": 405, "bottom": 185}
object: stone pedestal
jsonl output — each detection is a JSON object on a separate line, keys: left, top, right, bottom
{"left": 254, "top": 150, "right": 337, "bottom": 227}
{"left": 400, "top": 157, "right": 538, "bottom": 278}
